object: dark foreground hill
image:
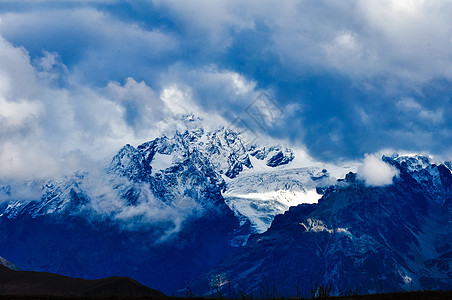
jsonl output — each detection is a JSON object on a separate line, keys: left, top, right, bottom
{"left": 0, "top": 265, "right": 165, "bottom": 298}
{"left": 0, "top": 290, "right": 451, "bottom": 300}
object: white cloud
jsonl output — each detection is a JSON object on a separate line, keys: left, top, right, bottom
{"left": 397, "top": 97, "right": 422, "bottom": 111}
{"left": 0, "top": 1, "right": 450, "bottom": 180}
{"left": 73, "top": 169, "right": 205, "bottom": 240}
{"left": 0, "top": 8, "right": 179, "bottom": 85}
{"left": 2, "top": 1, "right": 452, "bottom": 85}
{"left": 159, "top": 65, "right": 264, "bottom": 131}
{"left": 34, "top": 51, "right": 68, "bottom": 84}
{"left": 161, "top": 85, "right": 195, "bottom": 116}
{"left": 153, "top": 0, "right": 452, "bottom": 82}
{"left": 153, "top": 0, "right": 255, "bottom": 51}
{"left": 105, "top": 77, "right": 167, "bottom": 138}
{"left": 0, "top": 31, "right": 262, "bottom": 181}
{"left": 0, "top": 97, "right": 41, "bottom": 127}
{"left": 321, "top": 31, "right": 369, "bottom": 74}
{"left": 0, "top": 34, "right": 137, "bottom": 180}
{"left": 159, "top": 83, "right": 232, "bottom": 134}
{"left": 163, "top": 65, "right": 257, "bottom": 101}
{"left": 358, "top": 154, "right": 399, "bottom": 186}
{"left": 0, "top": 36, "right": 40, "bottom": 99}
{"left": 397, "top": 97, "right": 444, "bottom": 124}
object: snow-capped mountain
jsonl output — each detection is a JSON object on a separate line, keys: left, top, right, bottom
{"left": 3, "top": 116, "right": 447, "bottom": 296}
{"left": 0, "top": 115, "right": 295, "bottom": 217}
{"left": 0, "top": 115, "right": 327, "bottom": 293}
{"left": 0, "top": 115, "right": 334, "bottom": 239}
{"left": 189, "top": 155, "right": 452, "bottom": 296}
{"left": 104, "top": 115, "right": 354, "bottom": 237}
{"left": 0, "top": 173, "right": 88, "bottom": 219}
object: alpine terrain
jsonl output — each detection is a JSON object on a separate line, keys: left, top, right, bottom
{"left": 0, "top": 116, "right": 335, "bottom": 294}
{"left": 189, "top": 155, "right": 452, "bottom": 296}
{"left": 0, "top": 117, "right": 450, "bottom": 295}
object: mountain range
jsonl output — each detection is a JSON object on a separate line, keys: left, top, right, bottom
{"left": 0, "top": 116, "right": 450, "bottom": 296}
{"left": 189, "top": 155, "right": 452, "bottom": 296}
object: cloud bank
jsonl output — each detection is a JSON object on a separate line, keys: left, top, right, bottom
{"left": 0, "top": 32, "right": 260, "bottom": 181}
{"left": 0, "top": 1, "right": 451, "bottom": 180}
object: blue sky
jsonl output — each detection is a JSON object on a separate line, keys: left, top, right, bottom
{"left": 0, "top": 0, "right": 451, "bottom": 179}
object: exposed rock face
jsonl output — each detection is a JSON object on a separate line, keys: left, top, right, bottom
{"left": 189, "top": 155, "right": 452, "bottom": 296}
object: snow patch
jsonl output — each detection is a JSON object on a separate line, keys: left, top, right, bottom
{"left": 152, "top": 153, "right": 173, "bottom": 171}
{"left": 246, "top": 156, "right": 273, "bottom": 173}
{"left": 226, "top": 188, "right": 321, "bottom": 233}
{"left": 233, "top": 189, "right": 320, "bottom": 205}
{"left": 223, "top": 167, "right": 325, "bottom": 233}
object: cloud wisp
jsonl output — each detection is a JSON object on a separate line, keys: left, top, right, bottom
{"left": 358, "top": 154, "right": 400, "bottom": 186}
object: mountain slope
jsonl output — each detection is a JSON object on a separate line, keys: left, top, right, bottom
{"left": 189, "top": 155, "right": 452, "bottom": 296}
{"left": 3, "top": 117, "right": 441, "bottom": 296}
{"left": 0, "top": 117, "right": 307, "bottom": 294}
{"left": 0, "top": 256, "right": 20, "bottom": 271}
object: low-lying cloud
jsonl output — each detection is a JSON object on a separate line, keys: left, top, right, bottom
{"left": 358, "top": 154, "right": 399, "bottom": 186}
{"left": 0, "top": 166, "right": 203, "bottom": 242}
